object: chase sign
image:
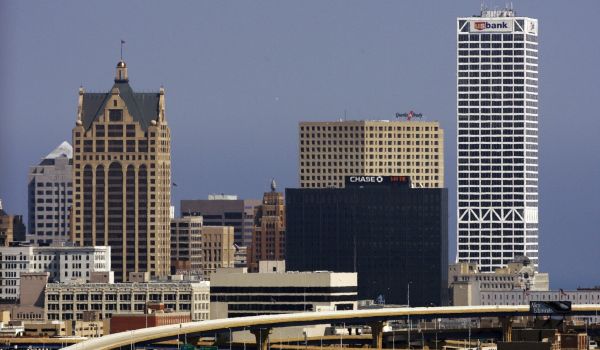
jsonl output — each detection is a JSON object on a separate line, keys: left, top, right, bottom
{"left": 348, "top": 176, "right": 384, "bottom": 184}
{"left": 345, "top": 176, "right": 410, "bottom": 187}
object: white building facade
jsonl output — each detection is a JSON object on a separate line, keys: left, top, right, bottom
{"left": 0, "top": 245, "right": 111, "bottom": 301}
{"left": 27, "top": 142, "right": 73, "bottom": 245}
{"left": 45, "top": 281, "right": 210, "bottom": 322}
{"left": 210, "top": 266, "right": 357, "bottom": 319}
{"left": 456, "top": 9, "right": 539, "bottom": 272}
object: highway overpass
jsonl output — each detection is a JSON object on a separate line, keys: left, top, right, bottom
{"left": 63, "top": 304, "right": 600, "bottom": 350}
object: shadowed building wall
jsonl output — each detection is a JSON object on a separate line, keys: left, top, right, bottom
{"left": 286, "top": 176, "right": 448, "bottom": 306}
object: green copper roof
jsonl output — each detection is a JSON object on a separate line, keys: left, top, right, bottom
{"left": 81, "top": 80, "right": 160, "bottom": 132}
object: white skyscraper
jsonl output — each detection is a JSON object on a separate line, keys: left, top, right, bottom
{"left": 456, "top": 8, "right": 539, "bottom": 272}
{"left": 27, "top": 141, "right": 73, "bottom": 244}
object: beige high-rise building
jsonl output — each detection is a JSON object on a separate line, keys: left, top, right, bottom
{"left": 0, "top": 200, "right": 26, "bottom": 246}
{"left": 202, "top": 226, "right": 235, "bottom": 279}
{"left": 170, "top": 216, "right": 203, "bottom": 276}
{"left": 247, "top": 180, "right": 285, "bottom": 272}
{"left": 299, "top": 120, "right": 444, "bottom": 188}
{"left": 71, "top": 60, "right": 171, "bottom": 281}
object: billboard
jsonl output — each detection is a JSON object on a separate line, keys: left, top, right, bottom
{"left": 529, "top": 301, "right": 572, "bottom": 315}
{"left": 470, "top": 20, "right": 513, "bottom": 33}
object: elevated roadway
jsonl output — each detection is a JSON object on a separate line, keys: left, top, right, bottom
{"left": 64, "top": 304, "right": 600, "bottom": 350}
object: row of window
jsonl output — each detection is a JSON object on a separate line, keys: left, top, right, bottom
{"left": 459, "top": 72, "right": 538, "bottom": 80}
{"left": 459, "top": 100, "right": 529, "bottom": 107}
{"left": 300, "top": 175, "right": 439, "bottom": 182}
{"left": 74, "top": 125, "right": 164, "bottom": 139}
{"left": 301, "top": 135, "right": 440, "bottom": 141}
{"left": 35, "top": 190, "right": 73, "bottom": 195}
{"left": 35, "top": 198, "right": 70, "bottom": 204}
{"left": 458, "top": 244, "right": 526, "bottom": 250}
{"left": 458, "top": 117, "right": 537, "bottom": 125}
{"left": 458, "top": 42, "right": 536, "bottom": 49}
{"left": 75, "top": 154, "right": 159, "bottom": 163}
{"left": 459, "top": 121, "right": 534, "bottom": 127}
{"left": 36, "top": 182, "right": 73, "bottom": 187}
{"left": 458, "top": 33, "right": 537, "bottom": 43}
{"left": 459, "top": 149, "right": 526, "bottom": 155}
{"left": 35, "top": 214, "right": 71, "bottom": 220}
{"left": 458, "top": 49, "right": 537, "bottom": 57}
{"left": 458, "top": 237, "right": 525, "bottom": 243}
{"left": 300, "top": 125, "right": 439, "bottom": 132}
{"left": 458, "top": 78, "right": 537, "bottom": 86}
{"left": 458, "top": 144, "right": 537, "bottom": 151}
{"left": 304, "top": 149, "right": 441, "bottom": 158}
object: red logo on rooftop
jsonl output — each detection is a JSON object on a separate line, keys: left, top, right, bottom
{"left": 474, "top": 22, "right": 486, "bottom": 30}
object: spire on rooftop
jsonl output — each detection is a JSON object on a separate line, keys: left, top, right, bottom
{"left": 115, "top": 60, "right": 128, "bottom": 82}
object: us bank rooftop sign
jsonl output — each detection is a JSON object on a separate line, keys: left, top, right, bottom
{"left": 460, "top": 17, "right": 537, "bottom": 35}
{"left": 470, "top": 20, "right": 514, "bottom": 32}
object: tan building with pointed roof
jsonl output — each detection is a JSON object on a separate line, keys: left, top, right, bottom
{"left": 247, "top": 180, "right": 285, "bottom": 272}
{"left": 71, "top": 60, "right": 171, "bottom": 281}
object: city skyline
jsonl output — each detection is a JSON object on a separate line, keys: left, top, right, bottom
{"left": 1, "top": 1, "right": 600, "bottom": 289}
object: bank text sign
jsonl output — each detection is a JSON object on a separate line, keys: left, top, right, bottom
{"left": 470, "top": 20, "right": 513, "bottom": 33}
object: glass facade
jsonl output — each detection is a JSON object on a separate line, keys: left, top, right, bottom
{"left": 285, "top": 181, "right": 448, "bottom": 306}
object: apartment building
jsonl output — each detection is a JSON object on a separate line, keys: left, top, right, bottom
{"left": 45, "top": 280, "right": 210, "bottom": 322}
{"left": 0, "top": 245, "right": 111, "bottom": 301}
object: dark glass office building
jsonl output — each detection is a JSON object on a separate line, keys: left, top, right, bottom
{"left": 286, "top": 176, "right": 448, "bottom": 306}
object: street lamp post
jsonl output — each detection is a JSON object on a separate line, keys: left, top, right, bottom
{"left": 407, "top": 281, "right": 412, "bottom": 349}
{"left": 435, "top": 319, "right": 439, "bottom": 350}
{"left": 242, "top": 327, "right": 247, "bottom": 350}
{"left": 303, "top": 331, "right": 308, "bottom": 350}
{"left": 468, "top": 321, "right": 471, "bottom": 349}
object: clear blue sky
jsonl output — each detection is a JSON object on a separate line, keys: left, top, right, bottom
{"left": 1, "top": 1, "right": 599, "bottom": 289}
